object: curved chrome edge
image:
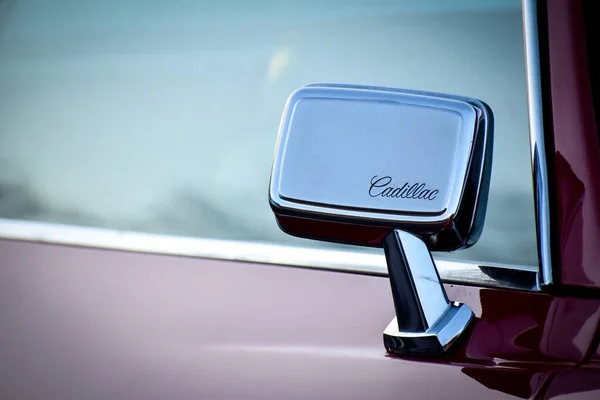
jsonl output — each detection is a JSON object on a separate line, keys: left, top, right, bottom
{"left": 0, "top": 218, "right": 537, "bottom": 289}
{"left": 522, "top": 0, "right": 553, "bottom": 286}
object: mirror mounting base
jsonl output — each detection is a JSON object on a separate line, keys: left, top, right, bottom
{"left": 383, "top": 230, "right": 475, "bottom": 356}
{"left": 383, "top": 304, "right": 474, "bottom": 357}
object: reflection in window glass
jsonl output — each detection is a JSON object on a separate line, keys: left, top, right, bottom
{"left": 0, "top": 0, "right": 537, "bottom": 266}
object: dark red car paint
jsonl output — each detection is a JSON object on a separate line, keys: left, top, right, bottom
{"left": 546, "top": 0, "right": 600, "bottom": 289}
{"left": 2, "top": 240, "right": 600, "bottom": 399}
{"left": 2, "top": 0, "right": 600, "bottom": 399}
{"left": 0, "top": 240, "right": 599, "bottom": 399}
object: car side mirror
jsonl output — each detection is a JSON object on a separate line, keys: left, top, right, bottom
{"left": 269, "top": 84, "right": 493, "bottom": 356}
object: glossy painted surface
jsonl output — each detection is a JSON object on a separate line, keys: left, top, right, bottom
{"left": 545, "top": 0, "right": 600, "bottom": 288}
{"left": 436, "top": 289, "right": 600, "bottom": 365}
{"left": 592, "top": 340, "right": 600, "bottom": 363}
{"left": 541, "top": 368, "right": 600, "bottom": 399}
{"left": 1, "top": 238, "right": 600, "bottom": 399}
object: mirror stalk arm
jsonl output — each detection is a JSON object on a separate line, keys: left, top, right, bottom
{"left": 383, "top": 230, "right": 475, "bottom": 356}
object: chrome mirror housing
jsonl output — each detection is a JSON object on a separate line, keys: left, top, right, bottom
{"left": 269, "top": 83, "right": 493, "bottom": 252}
{"left": 269, "top": 84, "right": 493, "bottom": 356}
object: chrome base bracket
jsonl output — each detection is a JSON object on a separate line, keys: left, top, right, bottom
{"left": 383, "top": 303, "right": 474, "bottom": 356}
{"left": 383, "top": 230, "right": 475, "bottom": 356}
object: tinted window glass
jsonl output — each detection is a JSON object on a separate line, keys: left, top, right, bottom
{"left": 0, "top": 0, "right": 537, "bottom": 267}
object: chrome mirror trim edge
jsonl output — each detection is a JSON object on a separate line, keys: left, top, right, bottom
{"left": 523, "top": 0, "right": 553, "bottom": 286}
{"left": 0, "top": 218, "right": 538, "bottom": 290}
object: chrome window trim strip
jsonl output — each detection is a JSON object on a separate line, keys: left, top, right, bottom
{"left": 523, "top": 0, "right": 553, "bottom": 286}
{"left": 0, "top": 218, "right": 536, "bottom": 290}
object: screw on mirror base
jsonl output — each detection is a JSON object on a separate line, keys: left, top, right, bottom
{"left": 383, "top": 303, "right": 474, "bottom": 356}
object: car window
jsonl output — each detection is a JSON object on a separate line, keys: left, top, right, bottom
{"left": 0, "top": 0, "right": 537, "bottom": 267}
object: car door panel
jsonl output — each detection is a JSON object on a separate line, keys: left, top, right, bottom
{"left": 2, "top": 239, "right": 600, "bottom": 399}
{"left": 544, "top": 0, "right": 600, "bottom": 288}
